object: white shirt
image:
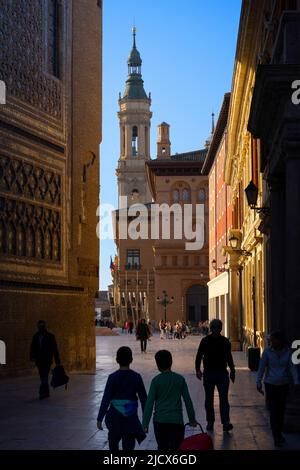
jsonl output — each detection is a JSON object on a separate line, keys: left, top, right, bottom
{"left": 256, "top": 347, "right": 299, "bottom": 386}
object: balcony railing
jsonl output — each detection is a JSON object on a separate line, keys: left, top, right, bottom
{"left": 125, "top": 263, "right": 142, "bottom": 271}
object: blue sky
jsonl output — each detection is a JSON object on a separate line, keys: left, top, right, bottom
{"left": 100, "top": 0, "right": 242, "bottom": 290}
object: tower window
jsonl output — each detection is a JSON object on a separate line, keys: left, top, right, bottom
{"left": 182, "top": 188, "right": 191, "bottom": 202}
{"left": 198, "top": 189, "right": 206, "bottom": 202}
{"left": 173, "top": 189, "right": 180, "bottom": 202}
{"left": 131, "top": 189, "right": 139, "bottom": 201}
{"left": 132, "top": 126, "right": 138, "bottom": 156}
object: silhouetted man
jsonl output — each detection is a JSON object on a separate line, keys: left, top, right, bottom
{"left": 30, "top": 320, "right": 60, "bottom": 399}
{"left": 195, "top": 319, "right": 235, "bottom": 432}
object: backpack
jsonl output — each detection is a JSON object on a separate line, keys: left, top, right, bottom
{"left": 51, "top": 365, "right": 69, "bottom": 389}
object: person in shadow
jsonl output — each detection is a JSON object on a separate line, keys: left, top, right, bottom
{"left": 97, "top": 346, "right": 147, "bottom": 450}
{"left": 136, "top": 318, "right": 151, "bottom": 353}
{"left": 256, "top": 330, "right": 299, "bottom": 447}
{"left": 30, "top": 320, "right": 60, "bottom": 400}
{"left": 195, "top": 319, "right": 235, "bottom": 433}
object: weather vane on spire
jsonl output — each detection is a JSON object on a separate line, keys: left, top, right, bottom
{"left": 132, "top": 25, "right": 136, "bottom": 47}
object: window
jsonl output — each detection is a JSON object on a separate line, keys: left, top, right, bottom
{"left": 183, "top": 256, "right": 189, "bottom": 267}
{"left": 173, "top": 189, "right": 180, "bottom": 202}
{"left": 182, "top": 188, "right": 191, "bottom": 202}
{"left": 122, "top": 127, "right": 125, "bottom": 155}
{"left": 161, "top": 256, "right": 167, "bottom": 266}
{"left": 172, "top": 256, "right": 178, "bottom": 267}
{"left": 47, "top": 0, "right": 60, "bottom": 78}
{"left": 194, "top": 256, "right": 200, "bottom": 266}
{"left": 131, "top": 189, "right": 139, "bottom": 201}
{"left": 132, "top": 126, "right": 138, "bottom": 156}
{"left": 126, "top": 249, "right": 140, "bottom": 269}
{"left": 198, "top": 189, "right": 206, "bottom": 203}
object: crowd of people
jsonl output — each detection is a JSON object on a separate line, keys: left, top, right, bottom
{"left": 30, "top": 318, "right": 299, "bottom": 451}
{"left": 158, "top": 320, "right": 190, "bottom": 340}
{"left": 95, "top": 319, "right": 299, "bottom": 450}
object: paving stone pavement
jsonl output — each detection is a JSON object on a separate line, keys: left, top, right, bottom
{"left": 0, "top": 331, "right": 300, "bottom": 451}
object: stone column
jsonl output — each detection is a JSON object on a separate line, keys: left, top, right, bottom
{"left": 284, "top": 154, "right": 300, "bottom": 433}
{"left": 268, "top": 175, "right": 285, "bottom": 332}
{"left": 285, "top": 157, "right": 300, "bottom": 342}
{"left": 138, "top": 124, "right": 145, "bottom": 158}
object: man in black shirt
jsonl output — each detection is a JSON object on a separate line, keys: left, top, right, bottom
{"left": 195, "top": 319, "right": 235, "bottom": 432}
{"left": 30, "top": 320, "right": 60, "bottom": 399}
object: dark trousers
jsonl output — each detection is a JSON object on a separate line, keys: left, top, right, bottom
{"left": 265, "top": 383, "right": 289, "bottom": 439}
{"left": 140, "top": 339, "right": 147, "bottom": 352}
{"left": 37, "top": 363, "right": 51, "bottom": 398}
{"left": 203, "top": 371, "right": 230, "bottom": 425}
{"left": 108, "top": 432, "right": 136, "bottom": 451}
{"left": 153, "top": 422, "right": 184, "bottom": 450}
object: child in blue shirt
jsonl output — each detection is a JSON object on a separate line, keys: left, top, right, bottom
{"left": 97, "top": 346, "right": 147, "bottom": 450}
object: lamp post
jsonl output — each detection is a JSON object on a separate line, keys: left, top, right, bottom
{"left": 245, "top": 180, "right": 270, "bottom": 215}
{"left": 156, "top": 290, "right": 174, "bottom": 323}
{"left": 212, "top": 258, "right": 229, "bottom": 273}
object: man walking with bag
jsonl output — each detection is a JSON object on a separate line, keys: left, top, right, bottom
{"left": 195, "top": 319, "right": 235, "bottom": 432}
{"left": 30, "top": 320, "right": 61, "bottom": 399}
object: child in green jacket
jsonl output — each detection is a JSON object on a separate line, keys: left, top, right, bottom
{"left": 143, "top": 349, "right": 197, "bottom": 450}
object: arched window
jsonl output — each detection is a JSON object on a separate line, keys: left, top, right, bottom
{"left": 182, "top": 188, "right": 190, "bottom": 202}
{"left": 131, "top": 189, "right": 139, "bottom": 201}
{"left": 132, "top": 126, "right": 138, "bottom": 156}
{"left": 198, "top": 188, "right": 206, "bottom": 202}
{"left": 172, "top": 189, "right": 180, "bottom": 202}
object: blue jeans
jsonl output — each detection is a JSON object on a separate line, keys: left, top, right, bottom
{"left": 203, "top": 371, "right": 230, "bottom": 424}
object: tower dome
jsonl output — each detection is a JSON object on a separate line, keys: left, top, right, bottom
{"left": 122, "top": 27, "right": 149, "bottom": 101}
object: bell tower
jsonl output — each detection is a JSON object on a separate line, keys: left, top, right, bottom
{"left": 116, "top": 27, "right": 152, "bottom": 204}
{"left": 157, "top": 122, "right": 171, "bottom": 159}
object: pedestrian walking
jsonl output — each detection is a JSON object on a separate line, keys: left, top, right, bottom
{"left": 159, "top": 319, "right": 165, "bottom": 339}
{"left": 128, "top": 321, "right": 134, "bottom": 335}
{"left": 142, "top": 350, "right": 197, "bottom": 450}
{"left": 256, "top": 331, "right": 299, "bottom": 447}
{"left": 136, "top": 318, "right": 151, "bottom": 353}
{"left": 30, "top": 320, "right": 61, "bottom": 400}
{"left": 195, "top": 319, "right": 235, "bottom": 432}
{"left": 97, "top": 346, "right": 147, "bottom": 451}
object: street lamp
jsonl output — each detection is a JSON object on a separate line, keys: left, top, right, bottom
{"left": 212, "top": 259, "right": 229, "bottom": 273}
{"left": 229, "top": 234, "right": 252, "bottom": 257}
{"left": 156, "top": 290, "right": 174, "bottom": 323}
{"left": 245, "top": 180, "right": 270, "bottom": 215}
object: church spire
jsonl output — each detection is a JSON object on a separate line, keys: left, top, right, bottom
{"left": 211, "top": 112, "right": 215, "bottom": 134}
{"left": 133, "top": 25, "right": 136, "bottom": 48}
{"left": 122, "top": 27, "right": 149, "bottom": 101}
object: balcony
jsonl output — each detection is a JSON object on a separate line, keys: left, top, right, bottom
{"left": 125, "top": 263, "right": 142, "bottom": 271}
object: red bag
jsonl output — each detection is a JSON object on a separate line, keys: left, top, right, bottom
{"left": 180, "top": 423, "right": 214, "bottom": 451}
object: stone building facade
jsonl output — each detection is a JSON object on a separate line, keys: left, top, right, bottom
{"left": 0, "top": 0, "right": 102, "bottom": 376}
{"left": 225, "top": 0, "right": 300, "bottom": 353}
{"left": 112, "top": 31, "right": 209, "bottom": 326}
{"left": 113, "top": 29, "right": 155, "bottom": 326}
{"left": 147, "top": 127, "right": 209, "bottom": 324}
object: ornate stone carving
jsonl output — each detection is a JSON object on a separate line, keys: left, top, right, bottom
{"left": 0, "top": 0, "right": 62, "bottom": 119}
{"left": 0, "top": 155, "right": 62, "bottom": 262}
{"left": 0, "top": 154, "right": 61, "bottom": 206}
{"left": 0, "top": 196, "right": 61, "bottom": 261}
